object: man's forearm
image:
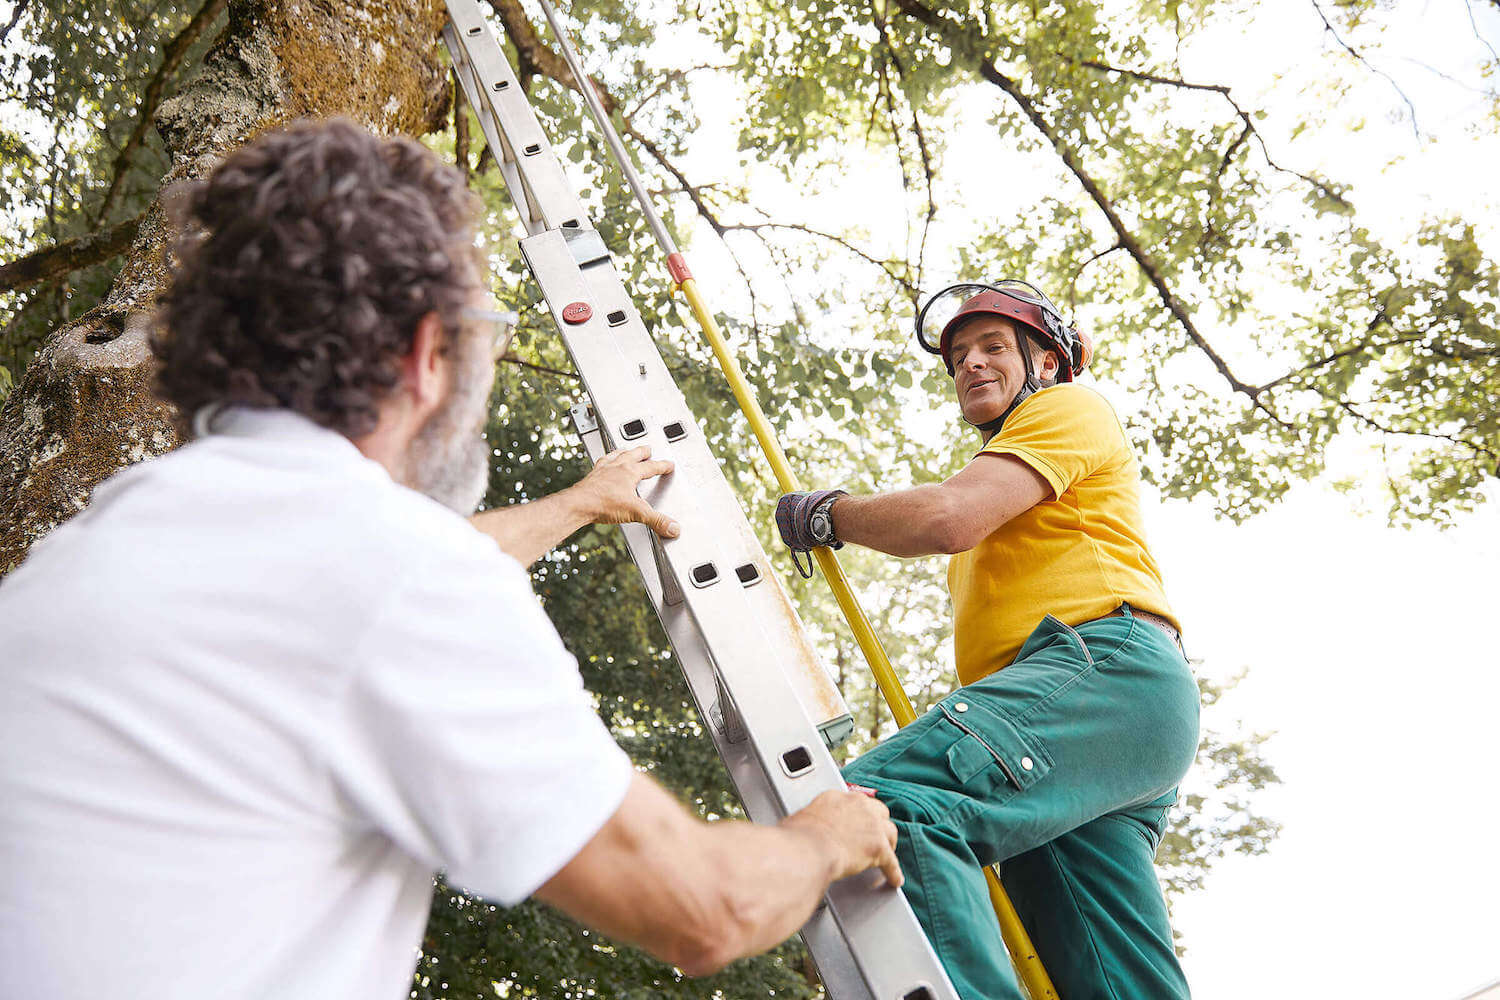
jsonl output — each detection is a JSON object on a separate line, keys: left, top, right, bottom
{"left": 832, "top": 487, "right": 962, "bottom": 557}
{"left": 470, "top": 489, "right": 593, "bottom": 568}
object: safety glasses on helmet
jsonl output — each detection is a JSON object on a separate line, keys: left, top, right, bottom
{"left": 914, "top": 279, "right": 1092, "bottom": 379}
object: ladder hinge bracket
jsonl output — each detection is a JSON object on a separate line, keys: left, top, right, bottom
{"left": 564, "top": 227, "right": 611, "bottom": 268}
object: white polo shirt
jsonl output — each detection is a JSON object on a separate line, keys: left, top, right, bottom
{"left": 0, "top": 407, "right": 633, "bottom": 999}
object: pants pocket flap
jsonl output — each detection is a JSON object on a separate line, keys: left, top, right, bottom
{"left": 946, "top": 734, "right": 995, "bottom": 784}
{"left": 940, "top": 703, "right": 1051, "bottom": 791}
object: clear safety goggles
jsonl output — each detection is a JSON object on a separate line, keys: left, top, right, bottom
{"left": 913, "top": 279, "right": 1066, "bottom": 359}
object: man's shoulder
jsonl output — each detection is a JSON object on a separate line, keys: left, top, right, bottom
{"left": 1024, "top": 381, "right": 1117, "bottom": 418}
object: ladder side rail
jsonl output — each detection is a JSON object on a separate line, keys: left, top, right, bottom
{"left": 573, "top": 413, "right": 910, "bottom": 1000}
{"left": 444, "top": 3, "right": 585, "bottom": 233}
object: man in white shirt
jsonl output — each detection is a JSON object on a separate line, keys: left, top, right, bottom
{"left": 0, "top": 118, "right": 899, "bottom": 998}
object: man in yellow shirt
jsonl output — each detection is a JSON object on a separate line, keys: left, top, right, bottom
{"left": 776, "top": 281, "right": 1199, "bottom": 999}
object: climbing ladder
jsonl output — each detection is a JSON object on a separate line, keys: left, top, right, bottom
{"left": 441, "top": 2, "right": 959, "bottom": 997}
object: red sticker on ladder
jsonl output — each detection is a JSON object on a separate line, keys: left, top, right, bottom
{"left": 562, "top": 301, "right": 593, "bottom": 324}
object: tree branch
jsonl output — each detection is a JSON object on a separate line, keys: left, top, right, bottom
{"left": 1, "top": 0, "right": 30, "bottom": 46}
{"left": 94, "top": 0, "right": 227, "bottom": 226}
{"left": 0, "top": 213, "right": 145, "bottom": 295}
{"left": 499, "top": 353, "right": 580, "bottom": 380}
{"left": 871, "top": 1, "right": 936, "bottom": 297}
{"left": 976, "top": 63, "right": 1273, "bottom": 405}
{"left": 454, "top": 70, "right": 471, "bottom": 185}
{"left": 891, "top": 0, "right": 1292, "bottom": 425}
{"left": 1073, "top": 57, "right": 1350, "bottom": 209}
{"left": 1308, "top": 0, "right": 1422, "bottom": 140}
{"left": 721, "top": 221, "right": 918, "bottom": 295}
{"left": 486, "top": 0, "right": 617, "bottom": 114}
{"left": 1336, "top": 399, "right": 1497, "bottom": 466}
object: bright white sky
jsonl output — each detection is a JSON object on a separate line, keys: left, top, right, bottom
{"left": 624, "top": 2, "right": 1500, "bottom": 996}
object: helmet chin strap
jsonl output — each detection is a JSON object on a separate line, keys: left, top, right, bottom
{"left": 968, "top": 336, "right": 1042, "bottom": 439}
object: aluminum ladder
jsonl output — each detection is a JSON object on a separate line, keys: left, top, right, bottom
{"left": 441, "top": 3, "right": 961, "bottom": 998}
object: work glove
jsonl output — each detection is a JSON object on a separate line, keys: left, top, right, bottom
{"left": 775, "top": 489, "right": 848, "bottom": 579}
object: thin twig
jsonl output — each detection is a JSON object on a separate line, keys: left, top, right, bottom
{"left": 1309, "top": 0, "right": 1422, "bottom": 140}
{"left": 1336, "top": 399, "right": 1497, "bottom": 464}
{"left": 721, "top": 221, "right": 918, "bottom": 295}
{"left": 1066, "top": 243, "right": 1125, "bottom": 308}
{"left": 1466, "top": 0, "right": 1500, "bottom": 68}
{"left": 499, "top": 354, "right": 580, "bottom": 380}
{"left": 1072, "top": 57, "right": 1350, "bottom": 209}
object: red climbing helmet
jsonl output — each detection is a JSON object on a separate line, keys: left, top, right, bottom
{"left": 915, "top": 279, "right": 1093, "bottom": 379}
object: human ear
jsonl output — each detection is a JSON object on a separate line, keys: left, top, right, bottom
{"left": 403, "top": 311, "right": 451, "bottom": 409}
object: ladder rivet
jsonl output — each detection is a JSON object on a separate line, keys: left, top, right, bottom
{"left": 1021, "top": 756, "right": 1034, "bottom": 771}
{"left": 953, "top": 701, "right": 968, "bottom": 713}
{"left": 638, "top": 363, "right": 646, "bottom": 376}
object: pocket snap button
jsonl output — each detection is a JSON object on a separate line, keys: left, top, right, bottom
{"left": 953, "top": 701, "right": 969, "bottom": 713}
{"left": 1020, "top": 756, "right": 1034, "bottom": 771}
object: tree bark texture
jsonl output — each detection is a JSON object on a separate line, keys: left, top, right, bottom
{"left": 0, "top": 0, "right": 451, "bottom": 575}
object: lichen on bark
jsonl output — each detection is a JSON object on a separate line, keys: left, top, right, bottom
{"left": 0, "top": 0, "right": 450, "bottom": 575}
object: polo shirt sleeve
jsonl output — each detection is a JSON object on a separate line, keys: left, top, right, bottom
{"left": 978, "top": 384, "right": 1128, "bottom": 498}
{"left": 325, "top": 534, "right": 633, "bottom": 906}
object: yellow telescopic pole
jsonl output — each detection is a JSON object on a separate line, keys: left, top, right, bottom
{"left": 531, "top": 4, "right": 1056, "bottom": 996}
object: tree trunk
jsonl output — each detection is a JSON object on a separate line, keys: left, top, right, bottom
{"left": 0, "top": 0, "right": 451, "bottom": 575}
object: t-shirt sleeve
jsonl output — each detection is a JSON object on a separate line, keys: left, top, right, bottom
{"left": 978, "top": 384, "right": 1127, "bottom": 498}
{"left": 326, "top": 535, "right": 633, "bottom": 906}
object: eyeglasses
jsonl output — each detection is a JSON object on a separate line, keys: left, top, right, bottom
{"left": 460, "top": 306, "right": 521, "bottom": 364}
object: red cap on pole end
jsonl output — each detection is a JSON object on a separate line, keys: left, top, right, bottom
{"left": 666, "top": 253, "right": 694, "bottom": 285}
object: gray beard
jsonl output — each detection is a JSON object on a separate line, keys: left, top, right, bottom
{"left": 403, "top": 343, "right": 493, "bottom": 516}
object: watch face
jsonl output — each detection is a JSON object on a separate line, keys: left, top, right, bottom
{"left": 810, "top": 510, "right": 834, "bottom": 544}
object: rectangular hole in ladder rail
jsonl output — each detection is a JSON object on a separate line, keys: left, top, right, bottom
{"left": 493, "top": 79, "right": 509, "bottom": 91}
{"left": 690, "top": 562, "right": 719, "bottom": 587}
{"left": 562, "top": 218, "right": 581, "bottom": 229}
{"left": 606, "top": 310, "right": 627, "bottom": 326}
{"left": 901, "top": 988, "right": 936, "bottom": 1000}
{"left": 734, "top": 563, "right": 760, "bottom": 586}
{"left": 523, "top": 142, "right": 540, "bottom": 155}
{"left": 663, "top": 422, "right": 686, "bottom": 442}
{"left": 620, "top": 419, "right": 647, "bottom": 440}
{"left": 466, "top": 25, "right": 481, "bottom": 34}
{"left": 780, "top": 746, "right": 813, "bottom": 777}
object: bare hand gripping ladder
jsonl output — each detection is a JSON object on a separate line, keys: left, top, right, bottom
{"left": 440, "top": 3, "right": 960, "bottom": 997}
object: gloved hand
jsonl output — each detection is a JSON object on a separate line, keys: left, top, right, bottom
{"left": 774, "top": 489, "right": 848, "bottom": 551}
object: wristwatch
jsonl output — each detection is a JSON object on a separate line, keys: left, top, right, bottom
{"left": 807, "top": 493, "right": 842, "bottom": 548}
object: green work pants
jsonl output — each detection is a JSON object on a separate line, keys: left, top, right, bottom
{"left": 843, "top": 607, "right": 1200, "bottom": 1000}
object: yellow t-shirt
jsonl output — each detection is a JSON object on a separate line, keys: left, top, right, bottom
{"left": 947, "top": 383, "right": 1178, "bottom": 685}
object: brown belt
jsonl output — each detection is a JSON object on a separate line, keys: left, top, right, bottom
{"left": 1102, "top": 604, "right": 1181, "bottom": 647}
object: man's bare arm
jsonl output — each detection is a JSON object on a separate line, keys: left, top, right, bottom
{"left": 470, "top": 446, "right": 679, "bottom": 567}
{"left": 535, "top": 774, "right": 901, "bottom": 976}
{"left": 831, "top": 453, "right": 1050, "bottom": 557}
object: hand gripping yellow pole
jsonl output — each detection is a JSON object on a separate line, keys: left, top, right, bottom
{"left": 534, "top": 4, "right": 1056, "bottom": 996}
